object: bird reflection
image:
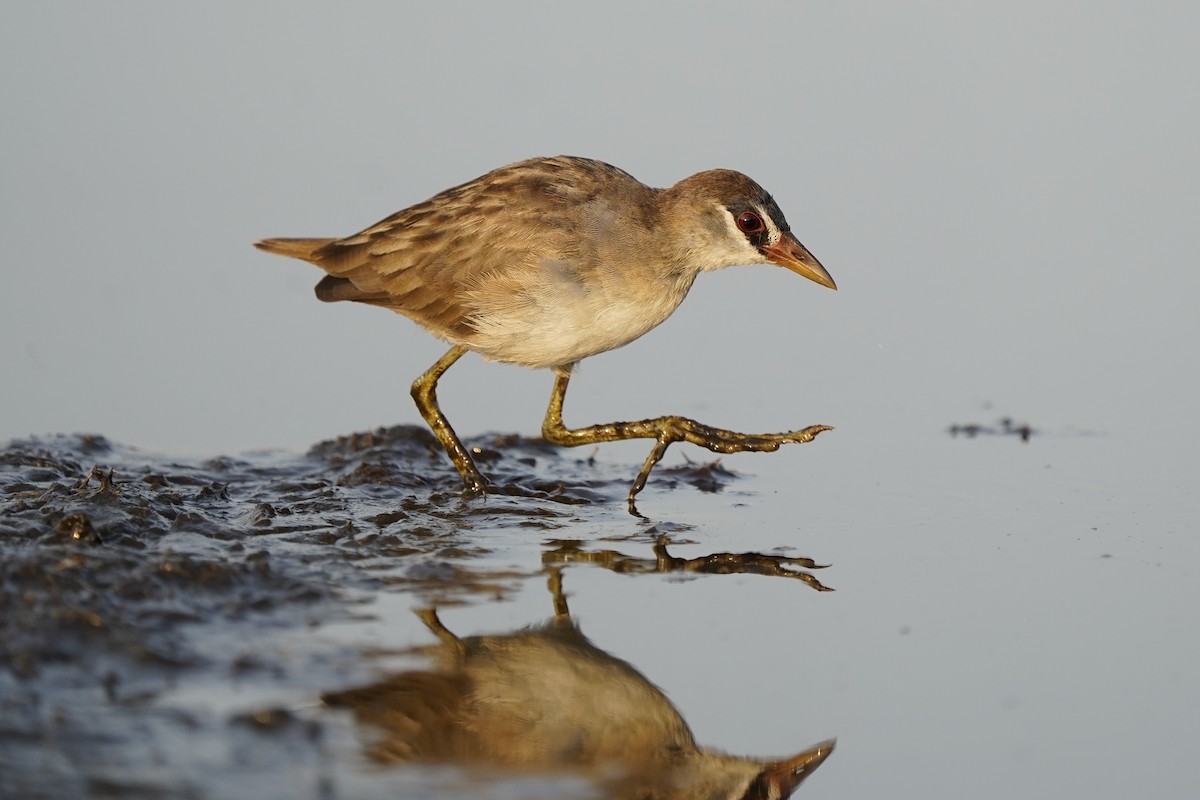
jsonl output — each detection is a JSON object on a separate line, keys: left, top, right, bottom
{"left": 323, "top": 572, "right": 835, "bottom": 798}
{"left": 542, "top": 537, "right": 835, "bottom": 592}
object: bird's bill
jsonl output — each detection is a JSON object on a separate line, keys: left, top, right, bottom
{"left": 763, "top": 232, "right": 837, "bottom": 290}
{"left": 761, "top": 738, "right": 837, "bottom": 796}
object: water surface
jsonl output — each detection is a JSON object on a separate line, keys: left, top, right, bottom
{"left": 3, "top": 414, "right": 1195, "bottom": 798}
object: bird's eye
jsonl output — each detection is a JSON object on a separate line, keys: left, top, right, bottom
{"left": 736, "top": 211, "right": 764, "bottom": 234}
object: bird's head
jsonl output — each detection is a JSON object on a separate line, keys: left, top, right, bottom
{"left": 639, "top": 738, "right": 836, "bottom": 800}
{"left": 659, "top": 170, "right": 836, "bottom": 290}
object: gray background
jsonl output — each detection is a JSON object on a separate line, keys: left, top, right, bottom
{"left": 3, "top": 2, "right": 1198, "bottom": 798}
{"left": 6, "top": 1, "right": 1195, "bottom": 455}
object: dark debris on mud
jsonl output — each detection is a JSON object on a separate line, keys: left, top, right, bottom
{"left": 0, "top": 426, "right": 651, "bottom": 674}
{"left": 947, "top": 417, "right": 1035, "bottom": 442}
{"left": 0, "top": 425, "right": 763, "bottom": 799}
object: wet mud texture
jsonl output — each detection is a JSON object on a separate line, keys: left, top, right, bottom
{"left": 0, "top": 426, "right": 824, "bottom": 799}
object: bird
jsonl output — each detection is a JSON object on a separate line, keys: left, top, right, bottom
{"left": 322, "top": 572, "right": 836, "bottom": 798}
{"left": 255, "top": 156, "right": 836, "bottom": 514}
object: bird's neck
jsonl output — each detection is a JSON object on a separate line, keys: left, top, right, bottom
{"left": 652, "top": 187, "right": 747, "bottom": 275}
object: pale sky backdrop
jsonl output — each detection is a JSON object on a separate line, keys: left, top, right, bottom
{"left": 4, "top": 1, "right": 1196, "bottom": 457}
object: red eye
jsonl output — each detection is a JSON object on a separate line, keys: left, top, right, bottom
{"left": 736, "top": 211, "right": 764, "bottom": 234}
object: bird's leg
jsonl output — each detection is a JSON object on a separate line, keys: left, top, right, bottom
{"left": 410, "top": 345, "right": 487, "bottom": 494}
{"left": 415, "top": 608, "right": 468, "bottom": 659}
{"left": 541, "top": 371, "right": 832, "bottom": 515}
{"left": 546, "top": 568, "right": 571, "bottom": 619}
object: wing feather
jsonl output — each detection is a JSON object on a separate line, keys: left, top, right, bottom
{"left": 257, "top": 156, "right": 656, "bottom": 350}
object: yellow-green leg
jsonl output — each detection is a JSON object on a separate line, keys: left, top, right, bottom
{"left": 416, "top": 608, "right": 467, "bottom": 659}
{"left": 541, "top": 370, "right": 832, "bottom": 516}
{"left": 410, "top": 345, "right": 486, "bottom": 494}
{"left": 546, "top": 568, "right": 570, "bottom": 619}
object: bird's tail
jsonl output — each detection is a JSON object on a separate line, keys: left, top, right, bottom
{"left": 253, "top": 237, "right": 336, "bottom": 262}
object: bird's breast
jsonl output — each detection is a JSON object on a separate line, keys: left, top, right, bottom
{"left": 461, "top": 258, "right": 696, "bottom": 369}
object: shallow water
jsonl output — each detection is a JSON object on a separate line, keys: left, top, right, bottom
{"left": 0, "top": 427, "right": 835, "bottom": 798}
{"left": 2, "top": 417, "right": 1197, "bottom": 798}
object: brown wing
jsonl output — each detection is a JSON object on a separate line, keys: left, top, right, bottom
{"left": 322, "top": 671, "right": 473, "bottom": 763}
{"left": 255, "top": 157, "right": 649, "bottom": 343}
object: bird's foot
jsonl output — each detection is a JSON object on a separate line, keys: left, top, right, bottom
{"left": 457, "top": 469, "right": 489, "bottom": 499}
{"left": 626, "top": 420, "right": 833, "bottom": 516}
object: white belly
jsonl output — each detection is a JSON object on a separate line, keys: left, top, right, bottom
{"left": 461, "top": 260, "right": 696, "bottom": 369}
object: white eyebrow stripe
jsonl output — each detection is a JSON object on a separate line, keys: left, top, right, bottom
{"left": 757, "top": 204, "right": 784, "bottom": 243}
